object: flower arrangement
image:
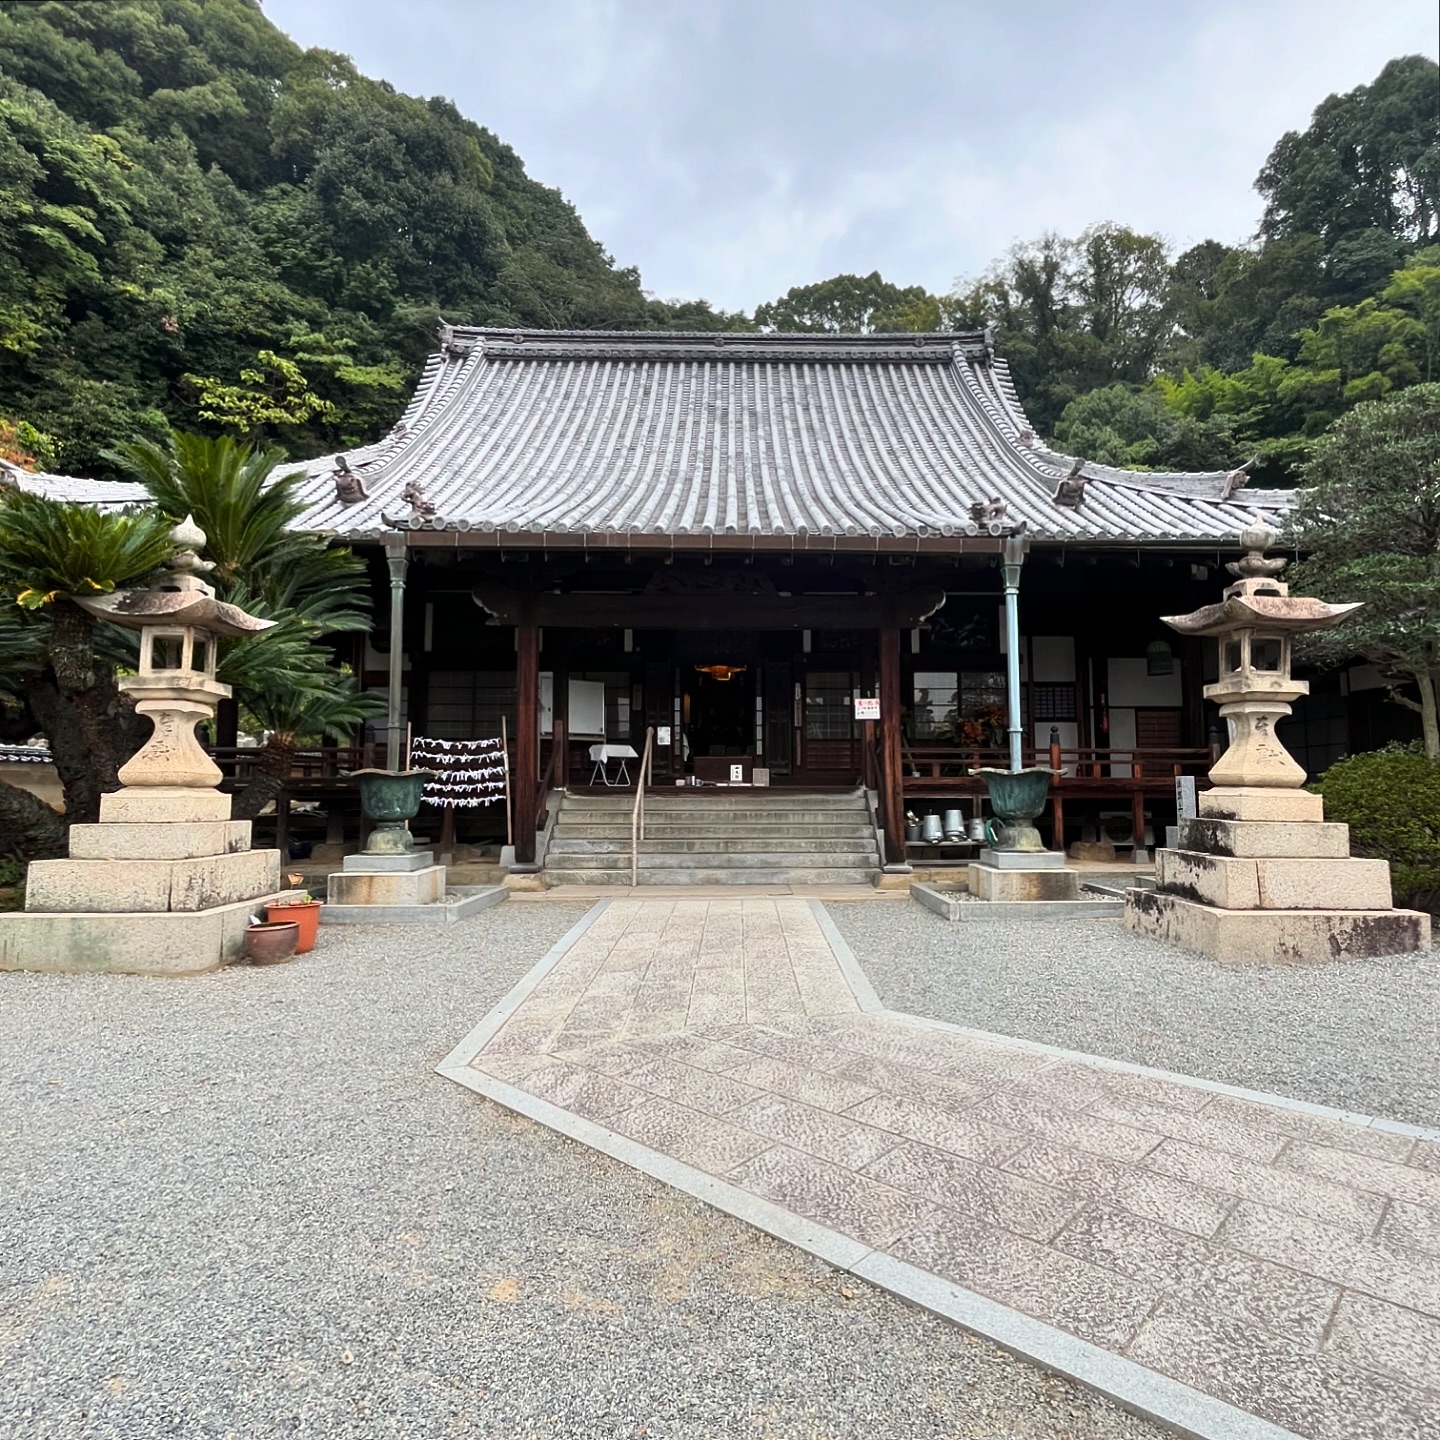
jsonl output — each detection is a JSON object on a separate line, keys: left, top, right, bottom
{"left": 954, "top": 716, "right": 988, "bottom": 746}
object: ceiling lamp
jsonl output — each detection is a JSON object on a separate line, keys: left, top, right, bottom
{"left": 694, "top": 663, "right": 747, "bottom": 682}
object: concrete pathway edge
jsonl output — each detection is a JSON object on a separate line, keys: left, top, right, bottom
{"left": 811, "top": 900, "right": 1440, "bottom": 1145}
{"left": 435, "top": 900, "right": 1430, "bottom": 1439}
{"left": 437, "top": 1048, "right": 1304, "bottom": 1440}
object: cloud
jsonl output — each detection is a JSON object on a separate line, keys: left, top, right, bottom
{"left": 264, "top": 0, "right": 1439, "bottom": 310}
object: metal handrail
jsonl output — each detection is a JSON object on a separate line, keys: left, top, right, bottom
{"left": 630, "top": 726, "right": 655, "bottom": 888}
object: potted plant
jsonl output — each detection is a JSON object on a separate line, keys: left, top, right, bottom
{"left": 244, "top": 918, "right": 300, "bottom": 966}
{"left": 264, "top": 890, "right": 323, "bottom": 953}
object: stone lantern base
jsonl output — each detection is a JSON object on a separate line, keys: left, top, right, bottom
{"left": 1124, "top": 787, "right": 1429, "bottom": 963}
{"left": 0, "top": 786, "right": 284, "bottom": 977}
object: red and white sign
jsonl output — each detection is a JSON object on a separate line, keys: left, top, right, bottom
{"left": 854, "top": 696, "right": 880, "bottom": 721}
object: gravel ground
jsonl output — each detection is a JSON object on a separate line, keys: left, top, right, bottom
{"left": 830, "top": 904, "right": 1440, "bottom": 1130}
{"left": 2, "top": 901, "right": 1163, "bottom": 1440}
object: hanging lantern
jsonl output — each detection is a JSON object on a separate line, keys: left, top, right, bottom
{"left": 1145, "top": 638, "right": 1175, "bottom": 676}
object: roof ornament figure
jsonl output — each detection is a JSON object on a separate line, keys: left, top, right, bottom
{"left": 332, "top": 455, "right": 368, "bottom": 505}
{"left": 969, "top": 496, "right": 1007, "bottom": 528}
{"left": 401, "top": 481, "right": 436, "bottom": 518}
{"left": 1053, "top": 458, "right": 1088, "bottom": 509}
{"left": 1220, "top": 457, "right": 1257, "bottom": 501}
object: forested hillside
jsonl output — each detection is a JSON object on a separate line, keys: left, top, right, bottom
{"left": 0, "top": 0, "right": 1434, "bottom": 485}
{"left": 0, "top": 0, "right": 743, "bottom": 476}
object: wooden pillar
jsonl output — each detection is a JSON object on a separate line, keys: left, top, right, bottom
{"left": 551, "top": 635, "right": 570, "bottom": 789}
{"left": 1049, "top": 731, "right": 1065, "bottom": 852}
{"left": 383, "top": 537, "right": 408, "bottom": 772}
{"left": 514, "top": 616, "right": 540, "bottom": 865}
{"left": 1132, "top": 786, "right": 1149, "bottom": 865}
{"left": 878, "top": 609, "right": 905, "bottom": 866}
{"left": 1180, "top": 636, "right": 1206, "bottom": 748}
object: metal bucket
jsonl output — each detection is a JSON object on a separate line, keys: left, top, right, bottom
{"left": 921, "top": 813, "right": 943, "bottom": 843}
{"left": 942, "top": 808, "right": 964, "bottom": 839}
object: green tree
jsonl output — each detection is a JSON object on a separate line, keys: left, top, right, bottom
{"left": 1289, "top": 384, "right": 1440, "bottom": 757}
{"left": 754, "top": 272, "right": 943, "bottom": 333}
{"left": 953, "top": 225, "right": 1178, "bottom": 433}
{"left": 1258, "top": 55, "right": 1440, "bottom": 250}
{"left": 0, "top": 1, "right": 674, "bottom": 469}
{"left": 1053, "top": 384, "right": 1238, "bottom": 471}
{"left": 0, "top": 489, "right": 173, "bottom": 826}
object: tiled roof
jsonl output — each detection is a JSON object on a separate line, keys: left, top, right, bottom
{"left": 281, "top": 329, "right": 1290, "bottom": 548}
{"left": 7, "top": 330, "right": 1294, "bottom": 550}
{"left": 1, "top": 462, "right": 148, "bottom": 509}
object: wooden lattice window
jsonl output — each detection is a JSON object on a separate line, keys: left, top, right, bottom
{"left": 1030, "top": 682, "right": 1077, "bottom": 722}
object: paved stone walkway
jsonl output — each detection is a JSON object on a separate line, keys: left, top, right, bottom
{"left": 439, "top": 899, "right": 1440, "bottom": 1440}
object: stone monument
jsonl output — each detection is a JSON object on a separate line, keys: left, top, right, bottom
{"left": 1124, "top": 526, "right": 1430, "bottom": 962}
{"left": 0, "top": 518, "right": 287, "bottom": 975}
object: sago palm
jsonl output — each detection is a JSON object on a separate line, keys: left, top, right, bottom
{"left": 0, "top": 489, "right": 173, "bottom": 691}
{"left": 116, "top": 432, "right": 302, "bottom": 591}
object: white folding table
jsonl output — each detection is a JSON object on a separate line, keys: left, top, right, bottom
{"left": 587, "top": 742, "right": 639, "bottom": 786}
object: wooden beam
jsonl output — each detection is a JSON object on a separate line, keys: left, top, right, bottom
{"left": 514, "top": 620, "right": 540, "bottom": 865}
{"left": 472, "top": 585, "right": 946, "bottom": 631}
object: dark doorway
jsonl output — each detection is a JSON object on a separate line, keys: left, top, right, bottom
{"left": 688, "top": 665, "right": 754, "bottom": 759}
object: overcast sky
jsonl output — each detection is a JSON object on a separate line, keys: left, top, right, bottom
{"left": 263, "top": 0, "right": 1438, "bottom": 313}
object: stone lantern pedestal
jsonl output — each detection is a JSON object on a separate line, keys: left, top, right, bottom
{"left": 0, "top": 519, "right": 287, "bottom": 976}
{"left": 1124, "top": 528, "right": 1429, "bottom": 963}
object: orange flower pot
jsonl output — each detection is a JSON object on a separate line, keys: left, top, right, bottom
{"left": 263, "top": 899, "right": 323, "bottom": 953}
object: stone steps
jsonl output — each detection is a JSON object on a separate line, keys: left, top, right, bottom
{"left": 556, "top": 825, "right": 876, "bottom": 840}
{"left": 543, "top": 866, "right": 881, "bottom": 887}
{"left": 553, "top": 850, "right": 880, "bottom": 870}
{"left": 544, "top": 789, "right": 881, "bottom": 887}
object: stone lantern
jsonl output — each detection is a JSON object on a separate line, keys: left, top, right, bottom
{"left": 1123, "top": 526, "right": 1429, "bottom": 964}
{"left": 0, "top": 518, "right": 288, "bottom": 976}
{"left": 79, "top": 516, "right": 274, "bottom": 814}
{"left": 1165, "top": 525, "right": 1360, "bottom": 789}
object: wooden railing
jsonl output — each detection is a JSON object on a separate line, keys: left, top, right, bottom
{"left": 535, "top": 719, "right": 565, "bottom": 836}
{"left": 899, "top": 742, "right": 1215, "bottom": 858}
{"left": 903, "top": 743, "right": 1214, "bottom": 782}
{"left": 630, "top": 726, "right": 656, "bottom": 886}
{"left": 208, "top": 744, "right": 385, "bottom": 782}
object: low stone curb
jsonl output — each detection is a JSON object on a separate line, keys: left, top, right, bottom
{"left": 910, "top": 881, "right": 1124, "bottom": 921}
{"left": 319, "top": 885, "right": 507, "bottom": 926}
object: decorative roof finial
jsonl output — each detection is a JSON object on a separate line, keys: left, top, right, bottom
{"left": 165, "top": 515, "right": 214, "bottom": 578}
{"left": 1226, "top": 525, "right": 1286, "bottom": 582}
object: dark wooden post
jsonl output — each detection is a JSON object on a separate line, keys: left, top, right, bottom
{"left": 878, "top": 609, "right": 905, "bottom": 866}
{"left": 1049, "top": 728, "right": 1064, "bottom": 852}
{"left": 514, "top": 615, "right": 540, "bottom": 865}
{"left": 1132, "top": 787, "right": 1149, "bottom": 865}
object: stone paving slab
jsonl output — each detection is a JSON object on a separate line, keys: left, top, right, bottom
{"left": 437, "top": 898, "right": 1440, "bottom": 1440}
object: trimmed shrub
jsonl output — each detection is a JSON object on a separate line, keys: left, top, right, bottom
{"left": 1318, "top": 743, "right": 1440, "bottom": 912}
